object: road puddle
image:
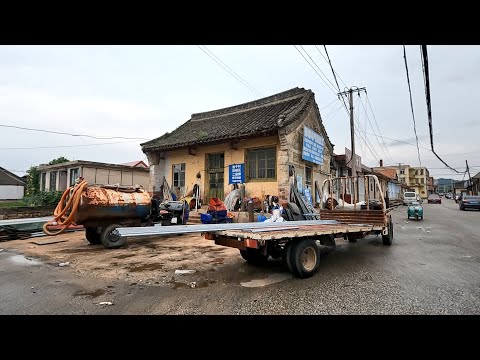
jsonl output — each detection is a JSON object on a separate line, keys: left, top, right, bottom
{"left": 8, "top": 255, "right": 42, "bottom": 266}
{"left": 240, "top": 273, "right": 292, "bottom": 288}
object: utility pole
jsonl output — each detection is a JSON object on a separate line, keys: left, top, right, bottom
{"left": 466, "top": 160, "right": 472, "bottom": 195}
{"left": 338, "top": 86, "right": 366, "bottom": 177}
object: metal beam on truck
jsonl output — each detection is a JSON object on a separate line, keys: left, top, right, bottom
{"left": 116, "top": 220, "right": 341, "bottom": 238}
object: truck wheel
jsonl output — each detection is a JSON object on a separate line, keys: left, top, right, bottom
{"left": 282, "top": 242, "right": 294, "bottom": 273}
{"left": 100, "top": 224, "right": 126, "bottom": 249}
{"left": 239, "top": 248, "right": 268, "bottom": 265}
{"left": 290, "top": 239, "right": 321, "bottom": 278}
{"left": 347, "top": 234, "right": 357, "bottom": 243}
{"left": 85, "top": 227, "right": 101, "bottom": 245}
{"left": 382, "top": 219, "right": 393, "bottom": 246}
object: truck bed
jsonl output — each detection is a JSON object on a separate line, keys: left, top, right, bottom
{"left": 210, "top": 223, "right": 381, "bottom": 242}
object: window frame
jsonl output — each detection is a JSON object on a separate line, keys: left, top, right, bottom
{"left": 172, "top": 163, "right": 186, "bottom": 188}
{"left": 69, "top": 168, "right": 79, "bottom": 186}
{"left": 245, "top": 146, "right": 277, "bottom": 182}
{"left": 41, "top": 173, "right": 46, "bottom": 191}
{"left": 49, "top": 171, "right": 57, "bottom": 191}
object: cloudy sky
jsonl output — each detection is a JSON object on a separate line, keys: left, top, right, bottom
{"left": 0, "top": 45, "right": 478, "bottom": 180}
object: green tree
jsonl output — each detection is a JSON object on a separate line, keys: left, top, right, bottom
{"left": 47, "top": 156, "right": 70, "bottom": 166}
{"left": 25, "top": 166, "right": 40, "bottom": 196}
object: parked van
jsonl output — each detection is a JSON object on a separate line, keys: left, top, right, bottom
{"left": 403, "top": 191, "right": 420, "bottom": 205}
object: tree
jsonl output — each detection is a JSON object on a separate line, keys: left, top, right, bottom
{"left": 47, "top": 156, "right": 70, "bottom": 166}
{"left": 25, "top": 166, "right": 40, "bottom": 196}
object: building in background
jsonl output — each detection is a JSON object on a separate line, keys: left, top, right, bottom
{"left": 120, "top": 160, "right": 149, "bottom": 168}
{"left": 470, "top": 172, "right": 480, "bottom": 195}
{"left": 142, "top": 87, "right": 334, "bottom": 205}
{"left": 0, "top": 166, "right": 25, "bottom": 200}
{"left": 377, "top": 164, "right": 430, "bottom": 199}
{"left": 37, "top": 160, "right": 150, "bottom": 192}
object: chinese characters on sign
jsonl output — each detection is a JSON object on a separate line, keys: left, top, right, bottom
{"left": 302, "top": 126, "right": 325, "bottom": 165}
{"left": 228, "top": 164, "right": 245, "bottom": 184}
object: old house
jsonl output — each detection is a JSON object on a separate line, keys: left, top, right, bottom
{"left": 0, "top": 166, "right": 25, "bottom": 200}
{"left": 141, "top": 87, "right": 334, "bottom": 205}
{"left": 37, "top": 160, "right": 150, "bottom": 192}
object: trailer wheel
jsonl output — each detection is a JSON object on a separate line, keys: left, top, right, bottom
{"left": 85, "top": 227, "right": 101, "bottom": 245}
{"left": 239, "top": 248, "right": 268, "bottom": 265}
{"left": 347, "top": 234, "right": 357, "bottom": 243}
{"left": 101, "top": 224, "right": 126, "bottom": 249}
{"left": 382, "top": 219, "right": 393, "bottom": 246}
{"left": 290, "top": 239, "right": 321, "bottom": 278}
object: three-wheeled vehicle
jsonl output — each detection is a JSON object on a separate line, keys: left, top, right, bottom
{"left": 407, "top": 201, "right": 423, "bottom": 221}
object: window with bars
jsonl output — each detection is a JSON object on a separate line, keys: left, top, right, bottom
{"left": 41, "top": 173, "right": 46, "bottom": 191}
{"left": 49, "top": 172, "right": 57, "bottom": 191}
{"left": 69, "top": 168, "right": 79, "bottom": 186}
{"left": 173, "top": 163, "right": 186, "bottom": 187}
{"left": 246, "top": 147, "right": 276, "bottom": 180}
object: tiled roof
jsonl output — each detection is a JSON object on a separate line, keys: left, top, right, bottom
{"left": 141, "top": 87, "right": 319, "bottom": 151}
{"left": 0, "top": 166, "right": 26, "bottom": 186}
{"left": 121, "top": 161, "right": 148, "bottom": 168}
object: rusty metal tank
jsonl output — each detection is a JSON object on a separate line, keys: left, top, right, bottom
{"left": 74, "top": 186, "right": 151, "bottom": 224}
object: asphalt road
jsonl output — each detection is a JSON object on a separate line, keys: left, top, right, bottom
{"left": 1, "top": 199, "right": 479, "bottom": 314}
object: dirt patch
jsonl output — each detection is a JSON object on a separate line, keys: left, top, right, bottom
{"left": 0, "top": 230, "right": 240, "bottom": 284}
{"left": 114, "top": 254, "right": 136, "bottom": 259}
{"left": 125, "top": 263, "right": 164, "bottom": 272}
{"left": 73, "top": 289, "right": 106, "bottom": 298}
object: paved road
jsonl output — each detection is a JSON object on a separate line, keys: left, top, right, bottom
{"left": 1, "top": 199, "right": 479, "bottom": 314}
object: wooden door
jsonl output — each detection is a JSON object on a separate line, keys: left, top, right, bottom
{"left": 207, "top": 153, "right": 224, "bottom": 200}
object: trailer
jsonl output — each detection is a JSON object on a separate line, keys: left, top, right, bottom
{"left": 202, "top": 175, "right": 394, "bottom": 278}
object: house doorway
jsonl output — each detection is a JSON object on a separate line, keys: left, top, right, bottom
{"left": 207, "top": 153, "right": 224, "bottom": 201}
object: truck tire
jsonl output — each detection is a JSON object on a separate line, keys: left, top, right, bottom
{"left": 347, "top": 234, "right": 357, "bottom": 243}
{"left": 100, "top": 224, "right": 126, "bottom": 249}
{"left": 382, "top": 219, "right": 393, "bottom": 246}
{"left": 85, "top": 227, "right": 101, "bottom": 245}
{"left": 282, "top": 242, "right": 294, "bottom": 273}
{"left": 290, "top": 239, "right": 321, "bottom": 278}
{"left": 239, "top": 248, "right": 268, "bottom": 265}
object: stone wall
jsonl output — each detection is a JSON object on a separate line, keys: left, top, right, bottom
{"left": 0, "top": 206, "right": 55, "bottom": 220}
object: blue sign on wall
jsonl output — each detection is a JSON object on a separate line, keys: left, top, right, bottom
{"left": 302, "top": 126, "right": 325, "bottom": 165}
{"left": 229, "top": 164, "right": 245, "bottom": 184}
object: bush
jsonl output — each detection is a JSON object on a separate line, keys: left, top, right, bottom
{"left": 23, "top": 191, "right": 64, "bottom": 206}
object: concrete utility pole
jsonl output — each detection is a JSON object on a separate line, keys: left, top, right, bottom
{"left": 338, "top": 87, "right": 366, "bottom": 177}
{"left": 466, "top": 160, "right": 472, "bottom": 195}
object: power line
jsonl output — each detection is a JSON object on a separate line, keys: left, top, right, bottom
{"left": 0, "top": 124, "right": 149, "bottom": 140}
{"left": 315, "top": 45, "right": 350, "bottom": 116}
{"left": 196, "top": 45, "right": 263, "bottom": 97}
{"left": 420, "top": 45, "right": 461, "bottom": 173}
{"left": 0, "top": 140, "right": 140, "bottom": 150}
{"left": 364, "top": 93, "right": 395, "bottom": 164}
{"left": 293, "top": 45, "right": 338, "bottom": 95}
{"left": 402, "top": 45, "right": 422, "bottom": 168}
{"left": 318, "top": 46, "right": 349, "bottom": 91}
{"left": 299, "top": 45, "right": 339, "bottom": 92}
{"left": 320, "top": 97, "right": 342, "bottom": 111}
{"left": 358, "top": 94, "right": 395, "bottom": 165}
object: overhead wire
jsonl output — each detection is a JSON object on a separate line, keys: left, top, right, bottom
{"left": 293, "top": 45, "right": 338, "bottom": 95}
{"left": 420, "top": 45, "right": 461, "bottom": 173}
{"left": 402, "top": 45, "right": 422, "bottom": 168}
{"left": 0, "top": 124, "right": 149, "bottom": 140}
{"left": 364, "top": 93, "right": 395, "bottom": 164}
{"left": 298, "top": 45, "right": 339, "bottom": 92}
{"left": 197, "top": 45, "right": 263, "bottom": 97}
{"left": 0, "top": 139, "right": 141, "bottom": 150}
{"left": 358, "top": 94, "right": 395, "bottom": 165}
